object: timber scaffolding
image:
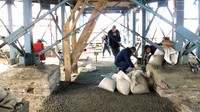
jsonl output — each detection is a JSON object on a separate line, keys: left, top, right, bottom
{"left": 0, "top": 0, "right": 199, "bottom": 82}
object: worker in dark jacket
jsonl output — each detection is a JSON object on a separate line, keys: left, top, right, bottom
{"left": 115, "top": 47, "right": 136, "bottom": 73}
{"left": 102, "top": 35, "right": 111, "bottom": 57}
{"left": 108, "top": 25, "right": 121, "bottom": 59}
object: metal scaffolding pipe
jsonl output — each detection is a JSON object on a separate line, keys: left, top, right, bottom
{"left": 7, "top": 2, "right": 15, "bottom": 64}
{"left": 145, "top": 6, "right": 159, "bottom": 37}
{"left": 131, "top": 0, "right": 174, "bottom": 27}
{"left": 141, "top": 3, "right": 146, "bottom": 63}
{"left": 0, "top": 0, "right": 69, "bottom": 49}
{"left": 132, "top": 10, "right": 136, "bottom": 46}
{"left": 197, "top": 0, "right": 200, "bottom": 57}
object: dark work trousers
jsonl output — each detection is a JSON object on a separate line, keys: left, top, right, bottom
{"left": 115, "top": 61, "right": 130, "bottom": 72}
{"left": 111, "top": 47, "right": 120, "bottom": 59}
{"left": 102, "top": 44, "right": 111, "bottom": 56}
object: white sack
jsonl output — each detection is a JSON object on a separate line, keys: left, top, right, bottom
{"left": 78, "top": 67, "right": 88, "bottom": 73}
{"left": 115, "top": 71, "right": 131, "bottom": 82}
{"left": 128, "top": 71, "right": 150, "bottom": 94}
{"left": 116, "top": 79, "right": 130, "bottom": 95}
{"left": 163, "top": 46, "right": 179, "bottom": 65}
{"left": 85, "top": 64, "right": 97, "bottom": 72}
{"left": 115, "top": 71, "right": 131, "bottom": 95}
{"left": 111, "top": 73, "right": 118, "bottom": 81}
{"left": 154, "top": 49, "right": 164, "bottom": 55}
{"left": 148, "top": 55, "right": 164, "bottom": 66}
{"left": 78, "top": 62, "right": 85, "bottom": 67}
{"left": 98, "top": 77, "right": 116, "bottom": 92}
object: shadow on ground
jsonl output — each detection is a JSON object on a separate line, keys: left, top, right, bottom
{"left": 39, "top": 66, "right": 178, "bottom": 112}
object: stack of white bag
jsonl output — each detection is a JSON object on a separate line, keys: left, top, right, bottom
{"left": 98, "top": 70, "right": 150, "bottom": 95}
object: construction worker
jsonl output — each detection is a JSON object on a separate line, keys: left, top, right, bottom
{"left": 102, "top": 35, "right": 111, "bottom": 57}
{"left": 108, "top": 25, "right": 121, "bottom": 60}
{"left": 115, "top": 47, "right": 136, "bottom": 73}
{"left": 144, "top": 45, "right": 153, "bottom": 65}
{"left": 33, "top": 39, "right": 46, "bottom": 61}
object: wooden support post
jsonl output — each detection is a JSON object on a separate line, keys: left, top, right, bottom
{"left": 70, "top": 1, "right": 87, "bottom": 31}
{"left": 63, "top": 23, "right": 71, "bottom": 81}
{"left": 63, "top": 0, "right": 87, "bottom": 81}
{"left": 63, "top": 1, "right": 81, "bottom": 82}
{"left": 72, "top": 25, "right": 78, "bottom": 73}
{"left": 72, "top": 0, "right": 107, "bottom": 67}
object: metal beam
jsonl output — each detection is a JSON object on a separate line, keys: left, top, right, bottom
{"left": 50, "top": 13, "right": 62, "bottom": 35}
{"left": 175, "top": 0, "right": 184, "bottom": 51}
{"left": 132, "top": 10, "right": 136, "bottom": 46}
{"left": 0, "top": 0, "right": 70, "bottom": 49}
{"left": 141, "top": 1, "right": 146, "bottom": 64}
{"left": 23, "top": 0, "right": 34, "bottom": 65}
{"left": 145, "top": 6, "right": 159, "bottom": 37}
{"left": 83, "top": 7, "right": 129, "bottom": 14}
{"left": 197, "top": 0, "right": 200, "bottom": 57}
{"left": 131, "top": 0, "right": 174, "bottom": 27}
{"left": 82, "top": 1, "right": 164, "bottom": 52}
{"left": 7, "top": 3, "right": 15, "bottom": 64}
{"left": 61, "top": 3, "right": 66, "bottom": 64}
{"left": 127, "top": 11, "right": 130, "bottom": 40}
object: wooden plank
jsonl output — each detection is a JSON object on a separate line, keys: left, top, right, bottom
{"left": 71, "top": 0, "right": 107, "bottom": 66}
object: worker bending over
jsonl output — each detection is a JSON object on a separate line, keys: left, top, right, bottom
{"left": 115, "top": 47, "right": 136, "bottom": 73}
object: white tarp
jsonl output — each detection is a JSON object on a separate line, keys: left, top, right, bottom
{"left": 149, "top": 46, "right": 179, "bottom": 65}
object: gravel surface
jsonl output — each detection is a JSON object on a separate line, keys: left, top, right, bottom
{"left": 39, "top": 82, "right": 177, "bottom": 112}
{"left": 39, "top": 66, "right": 178, "bottom": 112}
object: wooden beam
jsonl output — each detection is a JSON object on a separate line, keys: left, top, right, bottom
{"left": 63, "top": 23, "right": 71, "bottom": 81}
{"left": 63, "top": 0, "right": 81, "bottom": 82}
{"left": 70, "top": 0, "right": 87, "bottom": 31}
{"left": 71, "top": 0, "right": 107, "bottom": 66}
{"left": 72, "top": 25, "right": 78, "bottom": 73}
{"left": 67, "top": 0, "right": 81, "bottom": 22}
{"left": 70, "top": 1, "right": 88, "bottom": 73}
